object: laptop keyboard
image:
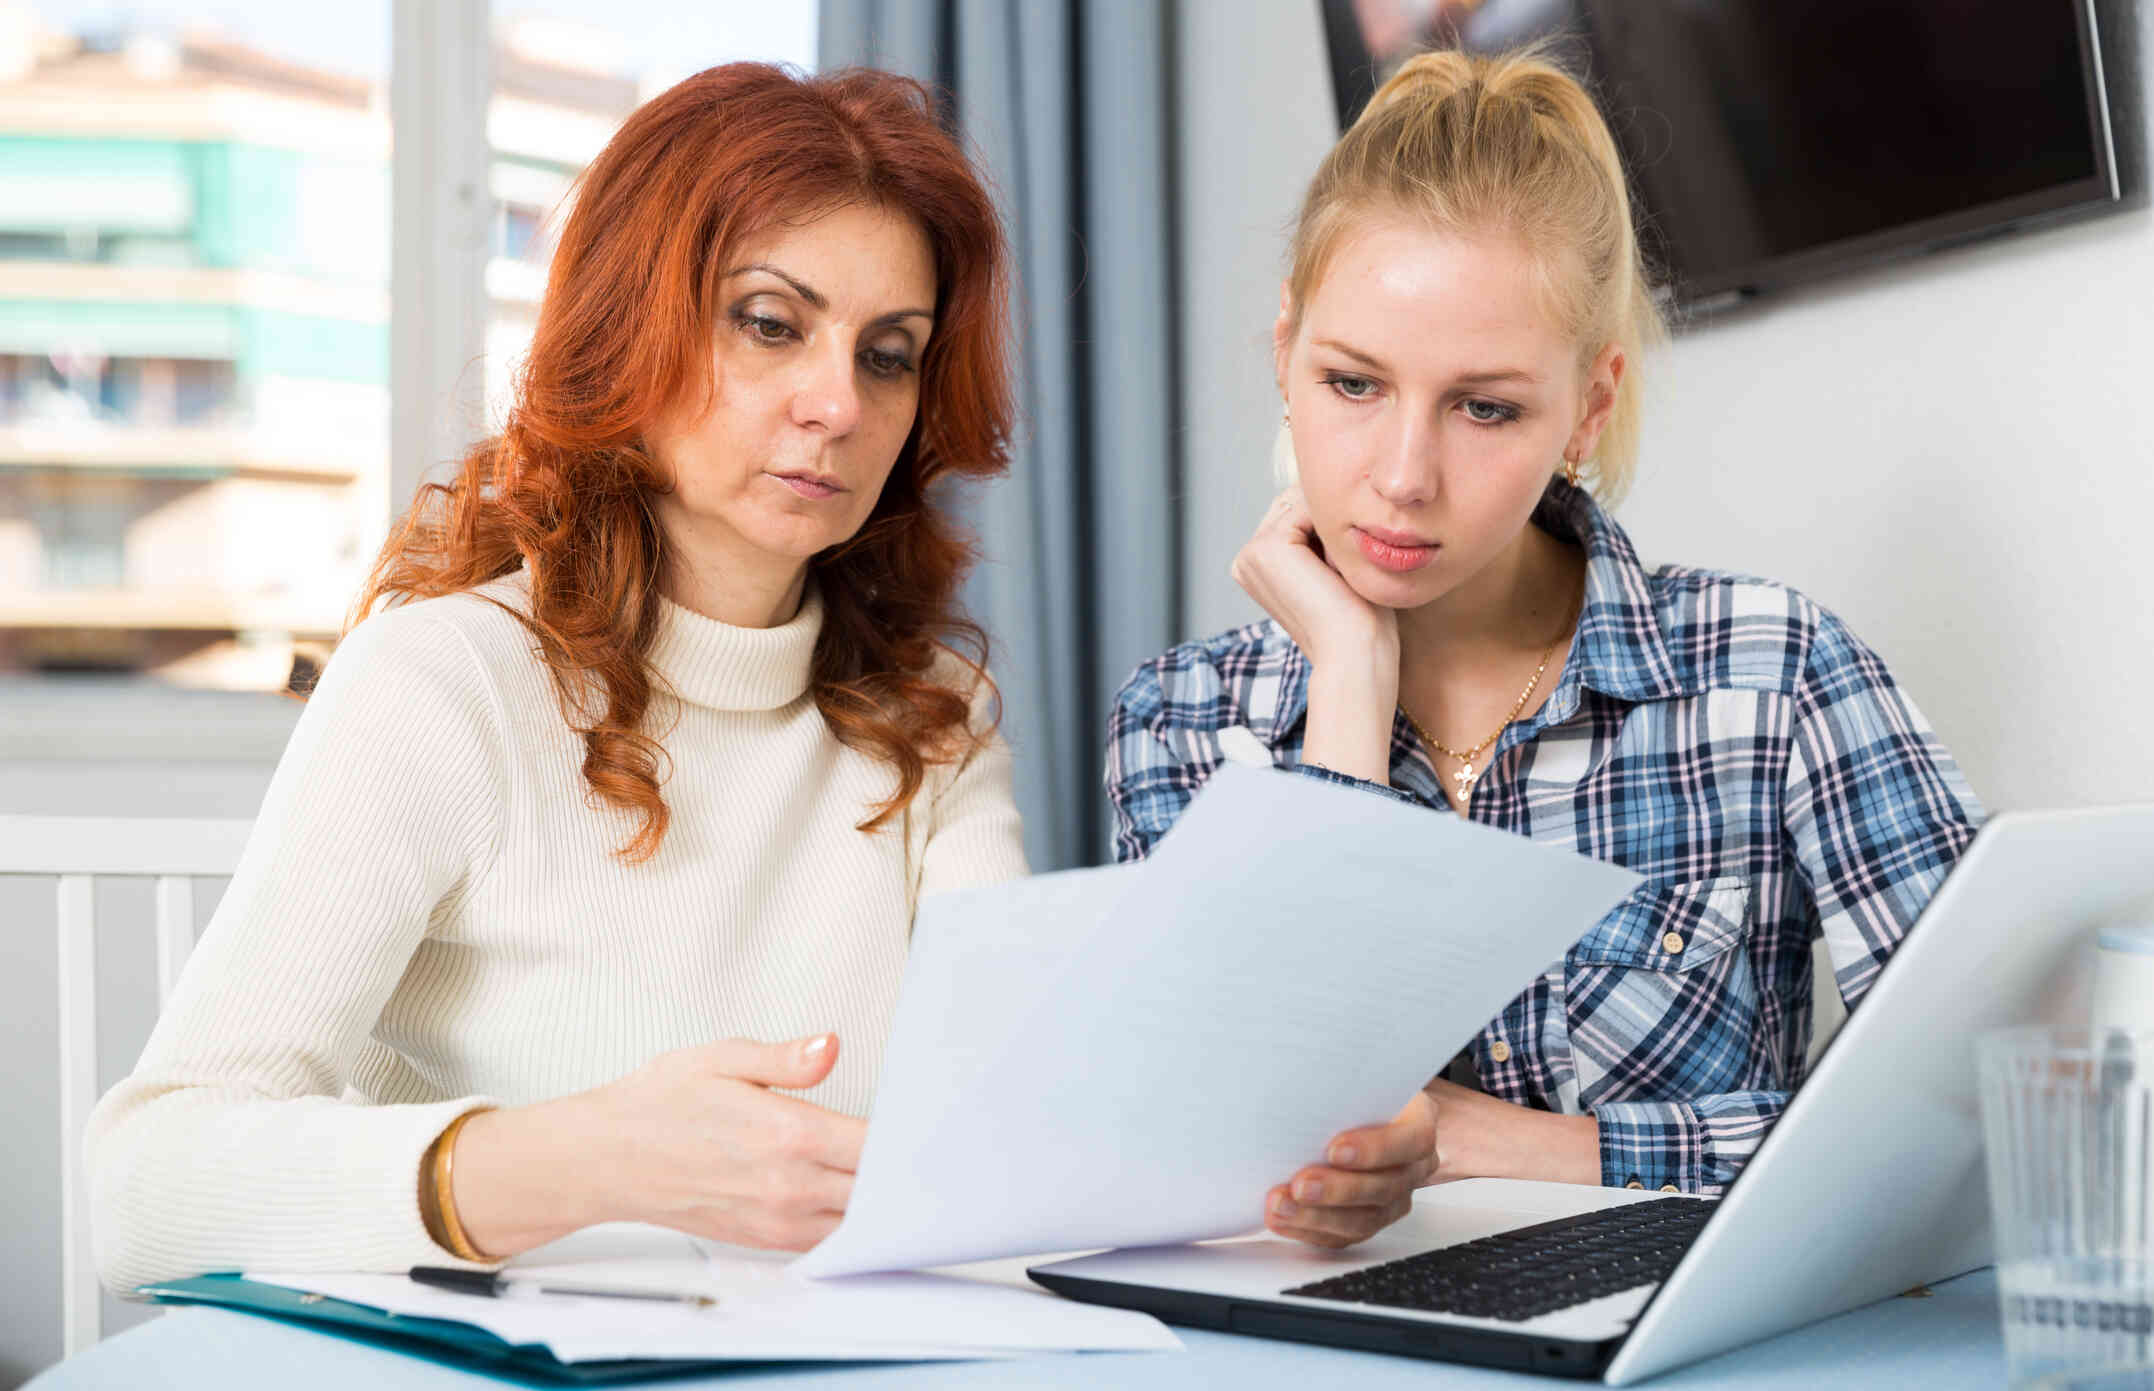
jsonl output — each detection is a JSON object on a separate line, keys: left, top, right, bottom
{"left": 1281, "top": 1197, "right": 1715, "bottom": 1323}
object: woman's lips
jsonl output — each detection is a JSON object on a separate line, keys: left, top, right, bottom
{"left": 1352, "top": 525, "right": 1440, "bottom": 573}
{"left": 771, "top": 472, "right": 846, "bottom": 500}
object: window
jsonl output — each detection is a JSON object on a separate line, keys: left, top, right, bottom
{"left": 479, "top": 4, "right": 818, "bottom": 433}
{"left": 1, "top": 1, "right": 815, "bottom": 704}
{"left": 32, "top": 478, "right": 130, "bottom": 591}
{"left": 0, "top": 5, "right": 391, "bottom": 693}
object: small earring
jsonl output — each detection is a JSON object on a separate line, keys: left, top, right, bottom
{"left": 1282, "top": 401, "right": 1291, "bottom": 426}
{"left": 1563, "top": 454, "right": 1581, "bottom": 488}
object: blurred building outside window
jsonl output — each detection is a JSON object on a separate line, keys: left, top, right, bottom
{"left": 477, "top": 3, "right": 818, "bottom": 441}
{"left": 0, "top": 2, "right": 392, "bottom": 693}
{"left": 0, "top": 0, "right": 814, "bottom": 707}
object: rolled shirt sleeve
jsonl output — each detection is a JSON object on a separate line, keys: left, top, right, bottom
{"left": 1595, "top": 1092, "right": 1785, "bottom": 1193}
{"left": 1592, "top": 607, "right": 1982, "bottom": 1194}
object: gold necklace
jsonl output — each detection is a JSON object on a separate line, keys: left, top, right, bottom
{"left": 1402, "top": 621, "right": 1568, "bottom": 804}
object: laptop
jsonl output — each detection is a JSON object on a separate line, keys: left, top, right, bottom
{"left": 1030, "top": 805, "right": 2154, "bottom": 1383}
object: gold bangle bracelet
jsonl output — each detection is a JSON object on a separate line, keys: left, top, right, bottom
{"left": 432, "top": 1108, "right": 495, "bottom": 1263}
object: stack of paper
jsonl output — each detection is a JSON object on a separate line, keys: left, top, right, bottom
{"left": 797, "top": 762, "right": 1640, "bottom": 1277}
{"left": 249, "top": 1223, "right": 1179, "bottom": 1363}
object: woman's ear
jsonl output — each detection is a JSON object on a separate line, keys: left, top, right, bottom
{"left": 1271, "top": 281, "right": 1295, "bottom": 396}
{"left": 1566, "top": 343, "right": 1625, "bottom": 462}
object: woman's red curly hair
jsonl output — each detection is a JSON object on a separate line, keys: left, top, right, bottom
{"left": 351, "top": 63, "right": 1014, "bottom": 861}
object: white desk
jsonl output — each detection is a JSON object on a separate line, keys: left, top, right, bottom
{"left": 30, "top": 1269, "right": 2001, "bottom": 1388}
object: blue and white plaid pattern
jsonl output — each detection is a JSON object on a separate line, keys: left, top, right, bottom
{"left": 1105, "top": 479, "right": 1983, "bottom": 1193}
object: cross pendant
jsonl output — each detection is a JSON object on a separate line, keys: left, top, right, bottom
{"left": 1453, "top": 762, "right": 1477, "bottom": 793}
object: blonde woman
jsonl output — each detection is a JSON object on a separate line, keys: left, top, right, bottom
{"left": 1107, "top": 48, "right": 1982, "bottom": 1248}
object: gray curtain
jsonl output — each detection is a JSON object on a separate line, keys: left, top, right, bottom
{"left": 820, "top": 0, "right": 1181, "bottom": 871}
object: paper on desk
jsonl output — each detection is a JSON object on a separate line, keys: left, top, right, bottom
{"left": 795, "top": 762, "right": 1641, "bottom": 1278}
{"left": 251, "top": 1222, "right": 1177, "bottom": 1362}
{"left": 686, "top": 1237, "right": 1179, "bottom": 1353}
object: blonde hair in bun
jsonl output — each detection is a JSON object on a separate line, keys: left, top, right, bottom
{"left": 1286, "top": 45, "right": 1664, "bottom": 500}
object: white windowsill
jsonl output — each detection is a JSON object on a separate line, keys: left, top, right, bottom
{"left": 0, "top": 675, "right": 302, "bottom": 763}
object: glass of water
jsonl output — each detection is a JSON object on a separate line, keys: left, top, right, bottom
{"left": 1980, "top": 1027, "right": 2154, "bottom": 1390}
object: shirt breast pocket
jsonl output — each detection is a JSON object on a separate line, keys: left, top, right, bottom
{"left": 1561, "top": 875, "right": 1762, "bottom": 1106}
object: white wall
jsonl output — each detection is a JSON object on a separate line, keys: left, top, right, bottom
{"left": 1178, "top": 1, "right": 2153, "bottom": 820}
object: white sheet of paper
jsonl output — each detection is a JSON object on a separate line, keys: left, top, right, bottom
{"left": 689, "top": 1238, "right": 1179, "bottom": 1352}
{"left": 250, "top": 1222, "right": 1177, "bottom": 1362}
{"left": 795, "top": 762, "right": 1641, "bottom": 1278}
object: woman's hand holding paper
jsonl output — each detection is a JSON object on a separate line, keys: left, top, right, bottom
{"left": 1264, "top": 1091, "right": 1438, "bottom": 1248}
{"left": 1264, "top": 1081, "right": 1604, "bottom": 1248}
{"left": 456, "top": 1033, "right": 865, "bottom": 1258}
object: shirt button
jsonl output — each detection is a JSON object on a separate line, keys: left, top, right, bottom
{"left": 1625, "top": 1180, "right": 1645, "bottom": 1190}
{"left": 1661, "top": 932, "right": 1686, "bottom": 955}
{"left": 1488, "top": 1040, "right": 1512, "bottom": 1063}
{"left": 1660, "top": 1184, "right": 1680, "bottom": 1193}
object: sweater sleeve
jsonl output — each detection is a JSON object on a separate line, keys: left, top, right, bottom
{"left": 85, "top": 605, "right": 509, "bottom": 1292}
{"left": 914, "top": 663, "right": 1029, "bottom": 902}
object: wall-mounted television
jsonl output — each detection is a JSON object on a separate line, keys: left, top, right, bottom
{"left": 1320, "top": 1, "right": 2122, "bottom": 313}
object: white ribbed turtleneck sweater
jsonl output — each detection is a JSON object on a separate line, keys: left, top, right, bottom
{"left": 84, "top": 570, "right": 1028, "bottom": 1292}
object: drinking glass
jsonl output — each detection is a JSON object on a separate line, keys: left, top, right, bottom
{"left": 1980, "top": 1028, "right": 2154, "bottom": 1390}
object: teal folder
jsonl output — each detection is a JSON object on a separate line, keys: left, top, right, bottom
{"left": 139, "top": 1274, "right": 784, "bottom": 1386}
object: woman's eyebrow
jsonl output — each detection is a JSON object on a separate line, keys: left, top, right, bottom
{"left": 728, "top": 261, "right": 827, "bottom": 307}
{"left": 1313, "top": 337, "right": 1543, "bottom": 387}
{"left": 1312, "top": 336, "right": 1387, "bottom": 370}
{"left": 726, "top": 262, "right": 933, "bottom": 324}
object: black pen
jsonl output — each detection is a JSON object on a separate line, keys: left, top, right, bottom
{"left": 409, "top": 1265, "right": 718, "bottom": 1308}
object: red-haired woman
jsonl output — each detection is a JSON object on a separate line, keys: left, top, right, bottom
{"left": 86, "top": 65, "right": 1027, "bottom": 1287}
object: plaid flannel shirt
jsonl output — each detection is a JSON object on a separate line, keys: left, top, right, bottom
{"left": 1105, "top": 478, "right": 1983, "bottom": 1194}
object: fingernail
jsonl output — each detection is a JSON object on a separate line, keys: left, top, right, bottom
{"left": 1295, "top": 1177, "right": 1323, "bottom": 1204}
{"left": 803, "top": 1034, "right": 833, "bottom": 1061}
{"left": 1273, "top": 1195, "right": 1299, "bottom": 1219}
{"left": 1331, "top": 1143, "right": 1358, "bottom": 1167}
